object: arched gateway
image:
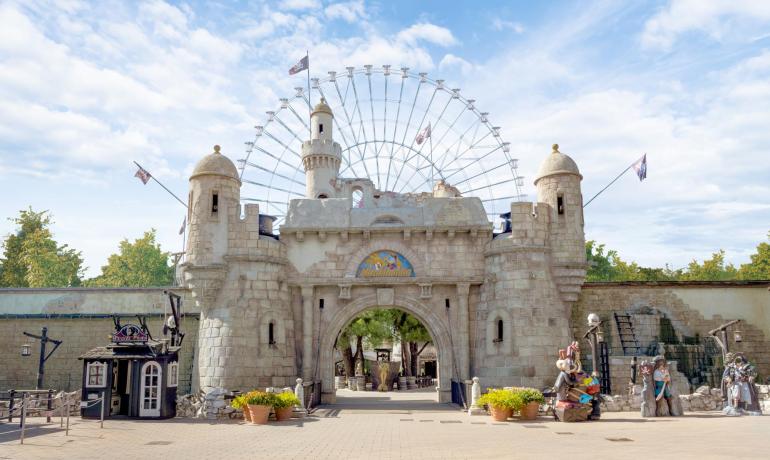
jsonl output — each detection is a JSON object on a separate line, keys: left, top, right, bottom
{"left": 182, "top": 67, "right": 586, "bottom": 408}
{"left": 319, "top": 293, "right": 454, "bottom": 403}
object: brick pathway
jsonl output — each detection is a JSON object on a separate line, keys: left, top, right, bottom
{"left": 1, "top": 390, "right": 768, "bottom": 459}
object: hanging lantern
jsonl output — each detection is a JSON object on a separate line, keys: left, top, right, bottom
{"left": 21, "top": 343, "right": 31, "bottom": 357}
{"left": 733, "top": 329, "right": 743, "bottom": 343}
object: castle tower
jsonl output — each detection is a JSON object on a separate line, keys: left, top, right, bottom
{"left": 301, "top": 98, "right": 341, "bottom": 198}
{"left": 186, "top": 145, "right": 241, "bottom": 265}
{"left": 534, "top": 144, "right": 587, "bottom": 303}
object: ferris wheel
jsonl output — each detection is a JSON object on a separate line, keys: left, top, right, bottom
{"left": 239, "top": 65, "right": 525, "bottom": 228}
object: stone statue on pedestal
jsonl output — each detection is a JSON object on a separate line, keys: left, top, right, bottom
{"left": 640, "top": 356, "right": 682, "bottom": 417}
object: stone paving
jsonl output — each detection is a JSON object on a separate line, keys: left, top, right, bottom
{"left": 1, "top": 390, "right": 769, "bottom": 459}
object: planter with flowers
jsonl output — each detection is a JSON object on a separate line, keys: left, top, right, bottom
{"left": 478, "top": 389, "right": 523, "bottom": 422}
{"left": 273, "top": 392, "right": 301, "bottom": 421}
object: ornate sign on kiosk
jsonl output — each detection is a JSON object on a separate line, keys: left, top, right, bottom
{"left": 357, "top": 250, "right": 415, "bottom": 278}
{"left": 112, "top": 324, "right": 149, "bottom": 344}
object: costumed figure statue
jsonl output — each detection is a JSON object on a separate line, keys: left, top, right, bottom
{"left": 552, "top": 341, "right": 600, "bottom": 422}
{"left": 640, "top": 355, "right": 682, "bottom": 417}
{"left": 721, "top": 353, "right": 762, "bottom": 416}
{"left": 377, "top": 362, "right": 390, "bottom": 392}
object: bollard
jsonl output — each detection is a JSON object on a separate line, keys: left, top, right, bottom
{"left": 468, "top": 377, "right": 485, "bottom": 416}
{"left": 60, "top": 393, "right": 64, "bottom": 428}
{"left": 47, "top": 389, "right": 53, "bottom": 423}
{"left": 8, "top": 389, "right": 15, "bottom": 423}
{"left": 65, "top": 395, "right": 70, "bottom": 436}
{"left": 100, "top": 397, "right": 105, "bottom": 429}
{"left": 20, "top": 393, "right": 27, "bottom": 445}
{"left": 294, "top": 378, "right": 305, "bottom": 409}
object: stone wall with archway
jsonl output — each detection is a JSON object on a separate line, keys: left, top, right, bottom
{"left": 318, "top": 292, "right": 455, "bottom": 403}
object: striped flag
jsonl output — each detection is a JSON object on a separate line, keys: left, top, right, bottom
{"left": 632, "top": 154, "right": 647, "bottom": 181}
{"left": 134, "top": 166, "right": 151, "bottom": 184}
{"left": 289, "top": 55, "right": 309, "bottom": 75}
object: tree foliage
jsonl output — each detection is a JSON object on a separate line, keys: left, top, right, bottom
{"left": 337, "top": 308, "right": 432, "bottom": 377}
{"left": 86, "top": 229, "right": 174, "bottom": 287}
{"left": 586, "top": 234, "right": 770, "bottom": 282}
{"left": 0, "top": 208, "right": 83, "bottom": 287}
{"left": 739, "top": 232, "right": 770, "bottom": 280}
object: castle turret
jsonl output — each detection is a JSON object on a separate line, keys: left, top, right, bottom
{"left": 186, "top": 145, "right": 241, "bottom": 266}
{"left": 302, "top": 98, "right": 341, "bottom": 198}
{"left": 534, "top": 144, "right": 586, "bottom": 303}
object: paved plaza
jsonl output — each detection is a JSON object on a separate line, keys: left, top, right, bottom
{"left": 1, "top": 390, "right": 769, "bottom": 459}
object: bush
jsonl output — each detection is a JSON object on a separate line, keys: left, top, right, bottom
{"left": 246, "top": 391, "right": 277, "bottom": 406}
{"left": 514, "top": 388, "right": 544, "bottom": 405}
{"left": 231, "top": 394, "right": 247, "bottom": 410}
{"left": 477, "top": 389, "right": 523, "bottom": 411}
{"left": 273, "top": 392, "right": 301, "bottom": 409}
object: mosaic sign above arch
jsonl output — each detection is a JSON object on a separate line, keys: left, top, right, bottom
{"left": 357, "top": 250, "right": 415, "bottom": 278}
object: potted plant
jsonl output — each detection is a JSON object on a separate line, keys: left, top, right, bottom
{"left": 231, "top": 394, "right": 251, "bottom": 422}
{"left": 515, "top": 388, "right": 544, "bottom": 420}
{"left": 478, "top": 389, "right": 522, "bottom": 422}
{"left": 273, "top": 392, "right": 301, "bottom": 421}
{"left": 246, "top": 391, "right": 276, "bottom": 425}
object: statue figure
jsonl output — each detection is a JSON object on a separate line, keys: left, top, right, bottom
{"left": 552, "top": 341, "right": 594, "bottom": 422}
{"left": 721, "top": 353, "right": 761, "bottom": 416}
{"left": 640, "top": 355, "right": 682, "bottom": 417}
{"left": 377, "top": 362, "right": 390, "bottom": 392}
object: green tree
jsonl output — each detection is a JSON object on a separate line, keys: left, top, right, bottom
{"left": 680, "top": 250, "right": 738, "bottom": 281}
{"left": 739, "top": 232, "right": 770, "bottom": 280}
{"left": 0, "top": 208, "right": 83, "bottom": 287}
{"left": 86, "top": 229, "right": 174, "bottom": 287}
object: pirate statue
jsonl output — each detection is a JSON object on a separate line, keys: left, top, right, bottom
{"left": 721, "top": 353, "right": 762, "bottom": 416}
{"left": 552, "top": 341, "right": 600, "bottom": 422}
{"left": 640, "top": 355, "right": 682, "bottom": 417}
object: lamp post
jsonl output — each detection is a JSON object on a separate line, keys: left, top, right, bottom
{"left": 21, "top": 327, "right": 63, "bottom": 390}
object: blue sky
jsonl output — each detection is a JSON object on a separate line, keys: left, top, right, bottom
{"left": 1, "top": 0, "right": 769, "bottom": 277}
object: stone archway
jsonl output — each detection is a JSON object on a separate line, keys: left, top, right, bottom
{"left": 318, "top": 293, "right": 454, "bottom": 404}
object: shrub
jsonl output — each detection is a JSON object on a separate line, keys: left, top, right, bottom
{"left": 246, "top": 391, "right": 277, "bottom": 406}
{"left": 273, "top": 392, "right": 301, "bottom": 409}
{"left": 478, "top": 389, "right": 523, "bottom": 411}
{"left": 515, "top": 388, "right": 545, "bottom": 405}
{"left": 230, "top": 394, "right": 247, "bottom": 410}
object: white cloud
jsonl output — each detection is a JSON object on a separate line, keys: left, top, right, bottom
{"left": 325, "top": 0, "right": 366, "bottom": 23}
{"left": 491, "top": 18, "right": 524, "bottom": 34}
{"left": 439, "top": 53, "right": 472, "bottom": 75}
{"left": 642, "top": 0, "right": 770, "bottom": 49}
{"left": 279, "top": 0, "right": 321, "bottom": 11}
{"left": 396, "top": 23, "right": 457, "bottom": 47}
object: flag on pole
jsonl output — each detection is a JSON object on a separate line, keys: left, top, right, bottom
{"left": 415, "top": 122, "right": 431, "bottom": 145}
{"left": 179, "top": 217, "right": 186, "bottom": 235}
{"left": 289, "top": 55, "right": 309, "bottom": 75}
{"left": 134, "top": 166, "right": 151, "bottom": 184}
{"left": 632, "top": 153, "right": 647, "bottom": 181}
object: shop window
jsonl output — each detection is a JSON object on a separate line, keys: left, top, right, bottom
{"left": 168, "top": 361, "right": 179, "bottom": 387}
{"left": 86, "top": 362, "right": 107, "bottom": 388}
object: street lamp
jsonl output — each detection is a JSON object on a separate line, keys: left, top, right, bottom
{"left": 22, "top": 327, "right": 63, "bottom": 390}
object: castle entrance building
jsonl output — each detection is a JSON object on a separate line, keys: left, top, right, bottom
{"left": 181, "top": 70, "right": 587, "bottom": 403}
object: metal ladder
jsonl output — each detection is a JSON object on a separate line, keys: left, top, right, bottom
{"left": 613, "top": 312, "right": 642, "bottom": 356}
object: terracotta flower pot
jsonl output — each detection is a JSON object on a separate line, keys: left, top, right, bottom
{"left": 519, "top": 401, "right": 539, "bottom": 420}
{"left": 242, "top": 404, "right": 252, "bottom": 422}
{"left": 248, "top": 404, "right": 270, "bottom": 425}
{"left": 489, "top": 405, "right": 512, "bottom": 422}
{"left": 275, "top": 406, "right": 293, "bottom": 421}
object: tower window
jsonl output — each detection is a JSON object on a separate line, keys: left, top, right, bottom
{"left": 317, "top": 194, "right": 328, "bottom": 199}
{"left": 319, "top": 123, "right": 324, "bottom": 133}
{"left": 495, "top": 319, "right": 504, "bottom": 342}
{"left": 212, "top": 192, "right": 219, "bottom": 214}
{"left": 557, "top": 194, "right": 564, "bottom": 215}
{"left": 445, "top": 299, "right": 450, "bottom": 309}
{"left": 268, "top": 322, "right": 275, "bottom": 345}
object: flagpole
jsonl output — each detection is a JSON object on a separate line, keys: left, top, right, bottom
{"left": 583, "top": 163, "right": 635, "bottom": 208}
{"left": 306, "top": 50, "right": 311, "bottom": 131}
{"left": 133, "top": 161, "right": 188, "bottom": 209}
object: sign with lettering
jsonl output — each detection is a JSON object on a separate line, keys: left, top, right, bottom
{"left": 357, "top": 250, "right": 415, "bottom": 278}
{"left": 112, "top": 324, "right": 148, "bottom": 343}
